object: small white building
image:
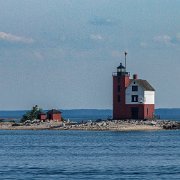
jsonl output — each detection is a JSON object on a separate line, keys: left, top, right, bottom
{"left": 126, "top": 78, "right": 155, "bottom": 105}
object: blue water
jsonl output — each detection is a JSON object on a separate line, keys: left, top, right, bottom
{"left": 0, "top": 109, "right": 112, "bottom": 122}
{"left": 0, "top": 130, "right": 179, "bottom": 179}
{"left": 1, "top": 109, "right": 180, "bottom": 122}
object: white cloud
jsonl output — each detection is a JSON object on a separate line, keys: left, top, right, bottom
{"left": 153, "top": 35, "right": 172, "bottom": 45}
{"left": 90, "top": 34, "right": 103, "bottom": 41}
{"left": 0, "top": 32, "right": 34, "bottom": 44}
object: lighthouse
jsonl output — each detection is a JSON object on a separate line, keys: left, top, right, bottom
{"left": 113, "top": 53, "right": 155, "bottom": 120}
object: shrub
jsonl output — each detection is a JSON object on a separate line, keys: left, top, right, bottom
{"left": 21, "top": 105, "right": 43, "bottom": 123}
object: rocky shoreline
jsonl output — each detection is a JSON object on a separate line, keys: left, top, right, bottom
{"left": 0, "top": 119, "right": 180, "bottom": 131}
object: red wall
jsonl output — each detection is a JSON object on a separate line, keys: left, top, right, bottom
{"left": 124, "top": 104, "right": 154, "bottom": 119}
{"left": 113, "top": 74, "right": 130, "bottom": 119}
{"left": 51, "top": 114, "right": 62, "bottom": 121}
{"left": 144, "top": 104, "right": 155, "bottom": 119}
{"left": 126, "top": 104, "right": 145, "bottom": 119}
{"left": 39, "top": 114, "right": 47, "bottom": 121}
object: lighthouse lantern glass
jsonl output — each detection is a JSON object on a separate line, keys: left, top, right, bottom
{"left": 117, "top": 63, "right": 125, "bottom": 73}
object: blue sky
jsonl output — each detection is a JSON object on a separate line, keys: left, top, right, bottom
{"left": 0, "top": 0, "right": 180, "bottom": 110}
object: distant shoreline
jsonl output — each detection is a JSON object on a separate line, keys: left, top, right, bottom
{"left": 1, "top": 109, "right": 180, "bottom": 123}
{"left": 0, "top": 119, "right": 180, "bottom": 131}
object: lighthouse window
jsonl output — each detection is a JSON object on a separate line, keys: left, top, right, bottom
{"left": 131, "top": 95, "right": 138, "bottom": 102}
{"left": 118, "top": 85, "right": 120, "bottom": 92}
{"left": 118, "top": 95, "right": 120, "bottom": 102}
{"left": 132, "top": 86, "right": 138, "bottom": 91}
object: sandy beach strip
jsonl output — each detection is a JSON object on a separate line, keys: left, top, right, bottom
{"left": 0, "top": 121, "right": 163, "bottom": 131}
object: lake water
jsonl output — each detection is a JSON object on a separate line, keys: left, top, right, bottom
{"left": 1, "top": 109, "right": 180, "bottom": 122}
{"left": 0, "top": 130, "right": 180, "bottom": 179}
{"left": 0, "top": 109, "right": 180, "bottom": 179}
{"left": 0, "top": 109, "right": 112, "bottom": 122}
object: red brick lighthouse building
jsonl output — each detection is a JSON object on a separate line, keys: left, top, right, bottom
{"left": 113, "top": 53, "right": 155, "bottom": 120}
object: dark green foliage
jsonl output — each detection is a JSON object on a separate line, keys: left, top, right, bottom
{"left": 61, "top": 117, "right": 65, "bottom": 122}
{"left": 21, "top": 105, "right": 43, "bottom": 123}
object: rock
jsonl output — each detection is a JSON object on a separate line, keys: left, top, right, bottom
{"left": 12, "top": 123, "right": 20, "bottom": 126}
{"left": 151, "top": 121, "right": 157, "bottom": 125}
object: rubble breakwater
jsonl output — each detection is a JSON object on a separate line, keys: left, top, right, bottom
{"left": 0, "top": 119, "right": 180, "bottom": 131}
{"left": 58, "top": 119, "right": 180, "bottom": 131}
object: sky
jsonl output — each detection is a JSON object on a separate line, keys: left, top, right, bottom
{"left": 0, "top": 0, "right": 180, "bottom": 110}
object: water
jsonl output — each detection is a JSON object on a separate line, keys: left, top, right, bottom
{"left": 0, "top": 130, "right": 180, "bottom": 179}
{"left": 156, "top": 108, "right": 180, "bottom": 120}
{"left": 0, "top": 109, "right": 112, "bottom": 122}
{"left": 1, "top": 108, "right": 180, "bottom": 122}
{"left": 0, "top": 109, "right": 180, "bottom": 179}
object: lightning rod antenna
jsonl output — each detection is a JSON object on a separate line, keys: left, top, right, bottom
{"left": 124, "top": 51, "right": 127, "bottom": 71}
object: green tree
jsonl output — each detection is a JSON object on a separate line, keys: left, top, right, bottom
{"left": 21, "top": 105, "right": 43, "bottom": 123}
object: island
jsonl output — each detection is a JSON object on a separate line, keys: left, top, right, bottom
{"left": 0, "top": 105, "right": 179, "bottom": 131}
{"left": 0, "top": 119, "right": 180, "bottom": 131}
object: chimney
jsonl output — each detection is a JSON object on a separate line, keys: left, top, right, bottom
{"left": 133, "top": 74, "right": 138, "bottom": 79}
